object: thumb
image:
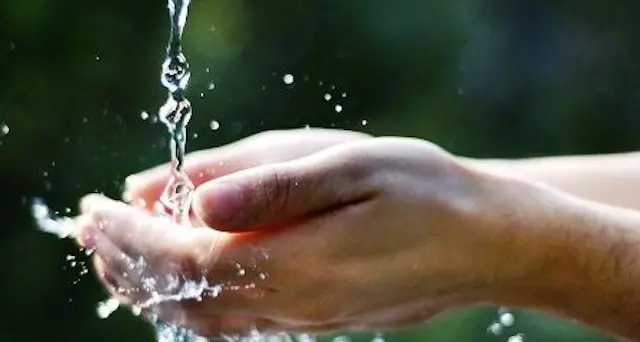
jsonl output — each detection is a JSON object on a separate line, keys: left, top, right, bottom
{"left": 192, "top": 149, "right": 375, "bottom": 231}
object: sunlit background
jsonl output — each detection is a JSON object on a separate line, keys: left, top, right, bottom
{"left": 1, "top": 0, "right": 638, "bottom": 341}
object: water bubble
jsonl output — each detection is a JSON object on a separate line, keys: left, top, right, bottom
{"left": 9, "top": 42, "right": 15, "bottom": 51}
{"left": 361, "top": 119, "right": 368, "bottom": 126}
{"left": 95, "top": 55, "right": 100, "bottom": 61}
{"left": 208, "top": 82, "right": 216, "bottom": 90}
{"left": 342, "top": 92, "right": 347, "bottom": 98}
{"left": 141, "top": 111, "right": 150, "bottom": 120}
{"left": 283, "top": 74, "right": 294, "bottom": 85}
{"left": 324, "top": 93, "right": 332, "bottom": 101}
{"left": 210, "top": 120, "right": 220, "bottom": 130}
{"left": 0, "top": 123, "right": 9, "bottom": 136}
{"left": 205, "top": 67, "right": 211, "bottom": 73}
{"left": 334, "top": 105, "right": 343, "bottom": 113}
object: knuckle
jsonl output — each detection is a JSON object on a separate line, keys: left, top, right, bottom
{"left": 255, "top": 168, "right": 294, "bottom": 213}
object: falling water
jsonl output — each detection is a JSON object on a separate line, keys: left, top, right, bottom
{"left": 157, "top": 0, "right": 195, "bottom": 226}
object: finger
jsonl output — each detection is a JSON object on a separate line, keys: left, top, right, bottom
{"left": 93, "top": 256, "right": 142, "bottom": 304}
{"left": 192, "top": 145, "right": 377, "bottom": 231}
{"left": 81, "top": 194, "right": 210, "bottom": 272}
{"left": 77, "top": 215, "right": 142, "bottom": 283}
{"left": 80, "top": 195, "right": 275, "bottom": 299}
{"left": 124, "top": 148, "right": 251, "bottom": 210}
{"left": 125, "top": 129, "right": 370, "bottom": 211}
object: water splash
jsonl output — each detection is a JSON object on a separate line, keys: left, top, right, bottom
{"left": 31, "top": 198, "right": 77, "bottom": 239}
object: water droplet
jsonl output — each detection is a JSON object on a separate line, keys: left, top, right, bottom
{"left": 96, "top": 298, "right": 120, "bottom": 319}
{"left": 371, "top": 333, "right": 385, "bottom": 342}
{"left": 335, "top": 105, "right": 343, "bottom": 113}
{"left": 333, "top": 336, "right": 351, "bottom": 342}
{"left": 500, "top": 312, "right": 515, "bottom": 327}
{"left": 207, "top": 82, "right": 215, "bottom": 90}
{"left": 507, "top": 334, "right": 525, "bottom": 342}
{"left": 0, "top": 123, "right": 9, "bottom": 136}
{"left": 487, "top": 322, "right": 503, "bottom": 335}
{"left": 283, "top": 74, "right": 294, "bottom": 85}
{"left": 141, "top": 111, "right": 150, "bottom": 120}
{"left": 324, "top": 93, "right": 332, "bottom": 101}
{"left": 131, "top": 306, "right": 142, "bottom": 316}
{"left": 210, "top": 120, "right": 220, "bottom": 130}
{"left": 361, "top": 119, "right": 368, "bottom": 126}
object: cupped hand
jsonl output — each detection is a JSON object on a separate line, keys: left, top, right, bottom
{"left": 76, "top": 129, "right": 527, "bottom": 337}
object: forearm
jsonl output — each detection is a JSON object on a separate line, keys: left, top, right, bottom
{"left": 470, "top": 152, "right": 640, "bottom": 210}
{"left": 493, "top": 177, "right": 640, "bottom": 340}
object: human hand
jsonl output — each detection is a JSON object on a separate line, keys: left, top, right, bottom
{"left": 77, "top": 129, "right": 541, "bottom": 337}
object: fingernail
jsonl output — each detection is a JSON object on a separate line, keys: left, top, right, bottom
{"left": 194, "top": 181, "right": 243, "bottom": 225}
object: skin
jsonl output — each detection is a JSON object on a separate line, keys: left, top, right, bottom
{"left": 76, "top": 128, "right": 640, "bottom": 340}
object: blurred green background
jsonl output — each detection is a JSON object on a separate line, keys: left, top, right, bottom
{"left": 0, "top": 0, "right": 637, "bottom": 340}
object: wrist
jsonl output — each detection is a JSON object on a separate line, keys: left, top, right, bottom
{"left": 485, "top": 175, "right": 640, "bottom": 339}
